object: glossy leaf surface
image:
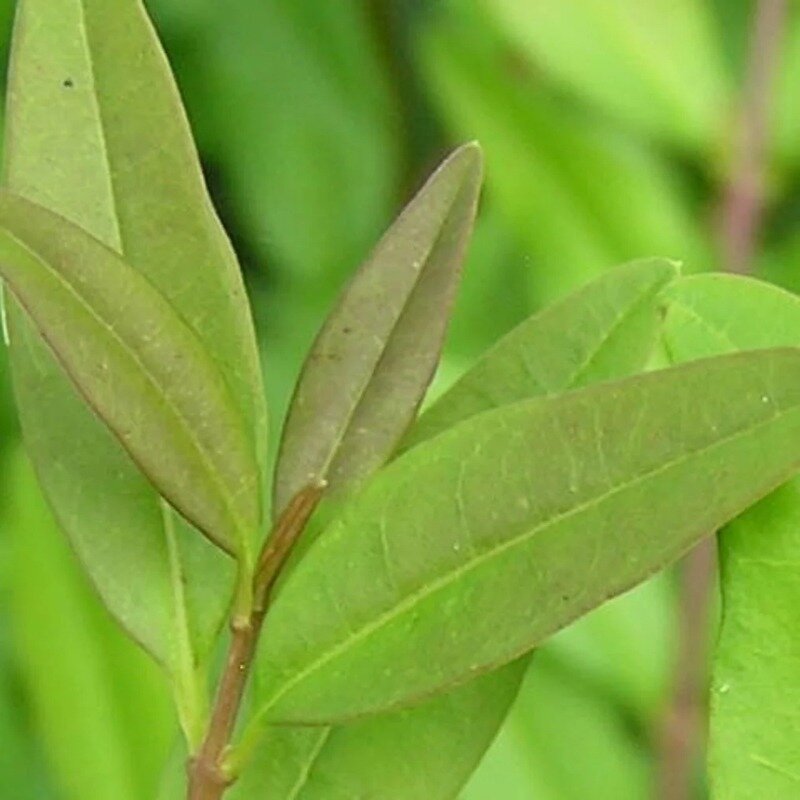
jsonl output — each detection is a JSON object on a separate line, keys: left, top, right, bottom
{"left": 662, "top": 274, "right": 800, "bottom": 798}
{"left": 274, "top": 144, "right": 482, "bottom": 514}
{"left": 256, "top": 349, "right": 800, "bottom": 723}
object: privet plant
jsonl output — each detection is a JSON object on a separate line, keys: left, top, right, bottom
{"left": 1, "top": 2, "right": 799, "bottom": 799}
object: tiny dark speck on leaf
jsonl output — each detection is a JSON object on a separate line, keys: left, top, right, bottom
{"left": 63, "top": 78, "right": 74, "bottom": 88}
{"left": 342, "top": 327, "right": 352, "bottom": 334}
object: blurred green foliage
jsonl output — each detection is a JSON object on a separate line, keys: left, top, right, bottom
{"left": 1, "top": 0, "right": 799, "bottom": 797}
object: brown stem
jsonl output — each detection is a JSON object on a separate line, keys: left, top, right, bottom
{"left": 657, "top": 538, "right": 716, "bottom": 800}
{"left": 658, "top": 2, "right": 788, "bottom": 798}
{"left": 187, "top": 483, "right": 326, "bottom": 800}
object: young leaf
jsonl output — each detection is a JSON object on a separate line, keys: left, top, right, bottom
{"left": 661, "top": 274, "right": 800, "bottom": 798}
{"left": 230, "top": 660, "right": 526, "bottom": 800}
{"left": 273, "top": 144, "right": 482, "bottom": 514}
{"left": 0, "top": 192, "right": 260, "bottom": 556}
{"left": 255, "top": 349, "right": 800, "bottom": 724}
{"left": 405, "top": 258, "right": 679, "bottom": 449}
{"left": 5, "top": 0, "right": 267, "bottom": 468}
{"left": 2, "top": 0, "right": 265, "bottom": 728}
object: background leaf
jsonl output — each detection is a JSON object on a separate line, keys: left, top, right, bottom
{"left": 478, "top": 0, "right": 730, "bottom": 151}
{"left": 662, "top": 274, "right": 800, "bottom": 798}
{"left": 416, "top": 2, "right": 711, "bottom": 303}
{"left": 274, "top": 144, "right": 482, "bottom": 514}
{"left": 464, "top": 649, "right": 652, "bottom": 800}
{"left": 255, "top": 349, "right": 800, "bottom": 724}
{"left": 0, "top": 447, "right": 175, "bottom": 800}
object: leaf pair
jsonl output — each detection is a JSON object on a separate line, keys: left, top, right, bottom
{"left": 2, "top": 0, "right": 267, "bottom": 744}
{"left": 234, "top": 252, "right": 677, "bottom": 794}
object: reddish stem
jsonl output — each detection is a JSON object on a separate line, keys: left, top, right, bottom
{"left": 187, "top": 483, "right": 325, "bottom": 800}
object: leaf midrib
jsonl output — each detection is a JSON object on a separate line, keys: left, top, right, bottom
{"left": 285, "top": 727, "right": 333, "bottom": 800}
{"left": 261, "top": 396, "right": 798, "bottom": 718}
{"left": 565, "top": 274, "right": 669, "bottom": 388}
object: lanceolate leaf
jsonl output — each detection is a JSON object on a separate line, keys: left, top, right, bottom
{"left": 231, "top": 660, "right": 527, "bottom": 800}
{"left": 255, "top": 350, "right": 800, "bottom": 724}
{"left": 274, "top": 144, "right": 482, "bottom": 515}
{"left": 2, "top": 0, "right": 265, "bottom": 740}
{"left": 0, "top": 192, "right": 260, "bottom": 556}
{"left": 405, "top": 258, "right": 679, "bottom": 449}
{"left": 662, "top": 274, "right": 800, "bottom": 798}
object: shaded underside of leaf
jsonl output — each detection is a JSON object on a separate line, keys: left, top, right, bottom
{"left": 255, "top": 349, "right": 800, "bottom": 724}
{"left": 405, "top": 257, "right": 679, "bottom": 448}
{"left": 273, "top": 143, "right": 482, "bottom": 515}
{"left": 0, "top": 192, "right": 260, "bottom": 555}
{"left": 661, "top": 274, "right": 800, "bottom": 798}
{"left": 233, "top": 660, "right": 527, "bottom": 800}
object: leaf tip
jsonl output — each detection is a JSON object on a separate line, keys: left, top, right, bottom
{"left": 448, "top": 140, "right": 484, "bottom": 182}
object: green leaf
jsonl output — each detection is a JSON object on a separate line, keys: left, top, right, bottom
{"left": 0, "top": 191, "right": 260, "bottom": 557}
{"left": 661, "top": 274, "right": 800, "bottom": 798}
{"left": 417, "top": 4, "right": 711, "bottom": 303}
{"left": 254, "top": 349, "right": 800, "bottom": 724}
{"left": 274, "top": 144, "right": 482, "bottom": 514}
{"left": 479, "top": 0, "right": 730, "bottom": 150}
{"left": 5, "top": 0, "right": 266, "bottom": 462}
{"left": 406, "top": 258, "right": 679, "bottom": 449}
{"left": 229, "top": 660, "right": 526, "bottom": 800}
{"left": 1, "top": 448, "right": 175, "bottom": 800}
{"left": 2, "top": 0, "right": 266, "bottom": 739}
{"left": 234, "top": 255, "right": 676, "bottom": 790}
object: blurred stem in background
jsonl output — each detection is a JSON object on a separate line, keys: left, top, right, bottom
{"left": 659, "top": 2, "right": 789, "bottom": 799}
